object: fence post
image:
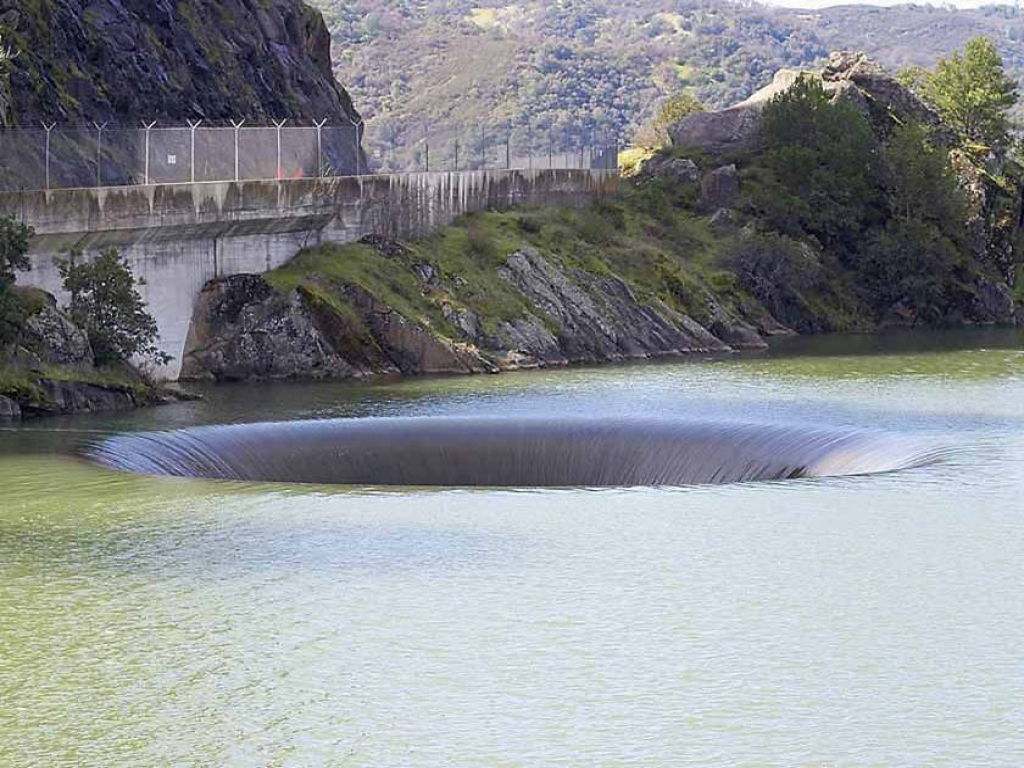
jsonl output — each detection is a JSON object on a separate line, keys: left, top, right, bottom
{"left": 93, "top": 122, "right": 108, "bottom": 187}
{"left": 344, "top": 116, "right": 362, "bottom": 176}
{"left": 141, "top": 121, "right": 156, "bottom": 185}
{"left": 231, "top": 119, "right": 245, "bottom": 182}
{"left": 42, "top": 122, "right": 55, "bottom": 191}
{"left": 314, "top": 119, "right": 327, "bottom": 178}
{"left": 424, "top": 124, "right": 429, "bottom": 173}
{"left": 187, "top": 119, "right": 202, "bottom": 184}
{"left": 273, "top": 119, "right": 287, "bottom": 180}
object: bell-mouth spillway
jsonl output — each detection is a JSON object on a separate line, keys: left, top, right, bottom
{"left": 84, "top": 417, "right": 946, "bottom": 489}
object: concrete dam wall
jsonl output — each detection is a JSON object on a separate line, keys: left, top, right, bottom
{"left": 0, "top": 169, "right": 618, "bottom": 379}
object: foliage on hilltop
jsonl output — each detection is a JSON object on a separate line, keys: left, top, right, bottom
{"left": 305, "top": 0, "right": 1024, "bottom": 168}
{"left": 733, "top": 40, "right": 1021, "bottom": 326}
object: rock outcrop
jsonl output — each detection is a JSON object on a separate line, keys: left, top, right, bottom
{"left": 21, "top": 299, "right": 93, "bottom": 366}
{"left": 181, "top": 247, "right": 742, "bottom": 383}
{"left": 1, "top": 292, "right": 195, "bottom": 418}
{"left": 495, "top": 247, "right": 730, "bottom": 364}
{"left": 666, "top": 51, "right": 1021, "bottom": 327}
{"left": 181, "top": 274, "right": 495, "bottom": 381}
{"left": 668, "top": 50, "right": 951, "bottom": 157}
{"left": 700, "top": 165, "right": 740, "bottom": 211}
{"left": 0, "top": 0, "right": 360, "bottom": 126}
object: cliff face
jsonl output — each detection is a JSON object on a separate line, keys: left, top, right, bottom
{"left": 0, "top": 0, "right": 361, "bottom": 126}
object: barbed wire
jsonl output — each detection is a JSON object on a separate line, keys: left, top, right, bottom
{"left": 0, "top": 120, "right": 619, "bottom": 193}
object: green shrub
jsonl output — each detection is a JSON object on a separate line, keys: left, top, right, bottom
{"left": 725, "top": 232, "right": 821, "bottom": 320}
{"left": 758, "top": 75, "right": 880, "bottom": 254}
{"left": 0, "top": 215, "right": 33, "bottom": 346}
{"left": 55, "top": 248, "right": 170, "bottom": 367}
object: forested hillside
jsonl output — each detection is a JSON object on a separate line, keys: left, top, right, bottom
{"left": 306, "top": 0, "right": 1024, "bottom": 169}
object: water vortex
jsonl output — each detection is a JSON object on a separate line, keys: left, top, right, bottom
{"left": 84, "top": 417, "right": 944, "bottom": 488}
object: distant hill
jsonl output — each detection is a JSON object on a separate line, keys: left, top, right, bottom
{"left": 305, "top": 0, "right": 1024, "bottom": 169}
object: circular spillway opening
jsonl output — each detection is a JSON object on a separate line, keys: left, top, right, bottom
{"left": 85, "top": 417, "right": 944, "bottom": 488}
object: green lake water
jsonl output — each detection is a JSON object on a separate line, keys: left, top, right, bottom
{"left": 2, "top": 329, "right": 1024, "bottom": 767}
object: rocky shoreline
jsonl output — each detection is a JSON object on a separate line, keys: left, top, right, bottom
{"left": 179, "top": 244, "right": 769, "bottom": 384}
{"left": 0, "top": 294, "right": 196, "bottom": 420}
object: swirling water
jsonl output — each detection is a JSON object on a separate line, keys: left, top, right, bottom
{"left": 2, "top": 329, "right": 1024, "bottom": 767}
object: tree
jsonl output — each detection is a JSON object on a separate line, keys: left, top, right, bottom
{"left": 56, "top": 249, "right": 170, "bottom": 367}
{"left": 758, "top": 75, "right": 879, "bottom": 252}
{"left": 0, "top": 215, "right": 32, "bottom": 345}
{"left": 882, "top": 122, "right": 965, "bottom": 231}
{"left": 921, "top": 37, "right": 1019, "bottom": 148}
{"left": 635, "top": 93, "right": 704, "bottom": 148}
{"left": 0, "top": 215, "right": 30, "bottom": 290}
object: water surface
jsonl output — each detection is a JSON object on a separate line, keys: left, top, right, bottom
{"left": 3, "top": 328, "right": 1024, "bottom": 767}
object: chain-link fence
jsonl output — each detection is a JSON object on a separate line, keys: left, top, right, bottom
{"left": 364, "top": 124, "right": 620, "bottom": 175}
{"left": 0, "top": 121, "right": 618, "bottom": 192}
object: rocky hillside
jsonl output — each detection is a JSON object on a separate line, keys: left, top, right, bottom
{"left": 0, "top": 0, "right": 361, "bottom": 127}
{"left": 306, "top": 0, "right": 1024, "bottom": 169}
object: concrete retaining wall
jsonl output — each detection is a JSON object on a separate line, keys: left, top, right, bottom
{"left": 0, "top": 169, "right": 618, "bottom": 378}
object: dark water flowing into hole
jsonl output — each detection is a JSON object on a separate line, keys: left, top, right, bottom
{"left": 85, "top": 417, "right": 943, "bottom": 487}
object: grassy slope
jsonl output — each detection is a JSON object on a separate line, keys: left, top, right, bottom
{"left": 264, "top": 170, "right": 868, "bottom": 351}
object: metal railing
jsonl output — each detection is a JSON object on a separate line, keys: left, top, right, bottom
{"left": 0, "top": 120, "right": 619, "bottom": 193}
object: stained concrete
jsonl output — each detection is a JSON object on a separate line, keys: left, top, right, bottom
{"left": 1, "top": 169, "right": 618, "bottom": 378}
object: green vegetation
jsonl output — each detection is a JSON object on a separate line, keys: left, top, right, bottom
{"left": 0, "top": 216, "right": 33, "bottom": 346}
{"left": 916, "top": 37, "right": 1020, "bottom": 149}
{"left": 734, "top": 41, "right": 1017, "bottom": 326}
{"left": 756, "top": 75, "right": 878, "bottom": 254}
{"left": 308, "top": 0, "right": 1024, "bottom": 169}
{"left": 55, "top": 249, "right": 169, "bottom": 367}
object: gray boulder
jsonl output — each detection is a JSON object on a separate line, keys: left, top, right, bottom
{"left": 0, "top": 394, "right": 20, "bottom": 419}
{"left": 641, "top": 155, "right": 701, "bottom": 186}
{"left": 701, "top": 165, "right": 740, "bottom": 210}
{"left": 181, "top": 274, "right": 375, "bottom": 381}
{"left": 22, "top": 303, "right": 94, "bottom": 366}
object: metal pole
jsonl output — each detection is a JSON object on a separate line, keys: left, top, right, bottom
{"left": 273, "top": 119, "right": 287, "bottom": 180}
{"left": 231, "top": 119, "right": 245, "bottom": 182}
{"left": 188, "top": 119, "right": 202, "bottom": 184}
{"left": 347, "top": 118, "right": 363, "bottom": 176}
{"left": 506, "top": 133, "right": 510, "bottom": 170}
{"left": 480, "top": 124, "right": 485, "bottom": 170}
{"left": 42, "top": 122, "right": 55, "bottom": 191}
{"left": 424, "top": 124, "right": 429, "bottom": 173}
{"left": 314, "top": 119, "right": 327, "bottom": 178}
{"left": 528, "top": 126, "right": 533, "bottom": 171}
{"left": 93, "top": 122, "right": 107, "bottom": 187}
{"left": 142, "top": 121, "right": 156, "bottom": 185}
{"left": 549, "top": 132, "right": 553, "bottom": 169}
{"left": 454, "top": 137, "right": 459, "bottom": 172}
